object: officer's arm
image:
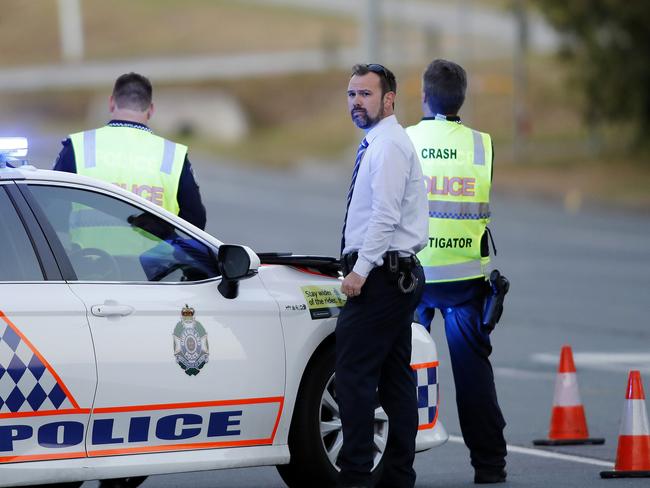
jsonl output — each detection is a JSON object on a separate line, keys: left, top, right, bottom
{"left": 177, "top": 155, "right": 207, "bottom": 230}
{"left": 53, "top": 138, "right": 77, "bottom": 172}
{"left": 353, "top": 140, "right": 409, "bottom": 277}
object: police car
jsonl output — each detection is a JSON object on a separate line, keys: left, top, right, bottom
{"left": 0, "top": 138, "right": 447, "bottom": 488}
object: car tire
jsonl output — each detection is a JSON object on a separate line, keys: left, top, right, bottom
{"left": 98, "top": 477, "right": 147, "bottom": 488}
{"left": 276, "top": 346, "right": 387, "bottom": 488}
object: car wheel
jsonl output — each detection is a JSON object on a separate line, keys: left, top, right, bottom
{"left": 277, "top": 346, "right": 388, "bottom": 488}
{"left": 98, "top": 477, "right": 147, "bottom": 488}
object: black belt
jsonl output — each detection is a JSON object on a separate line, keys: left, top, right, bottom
{"left": 341, "top": 251, "right": 420, "bottom": 294}
{"left": 340, "top": 251, "right": 420, "bottom": 276}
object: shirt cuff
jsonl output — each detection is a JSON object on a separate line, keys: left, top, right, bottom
{"left": 352, "top": 256, "right": 375, "bottom": 278}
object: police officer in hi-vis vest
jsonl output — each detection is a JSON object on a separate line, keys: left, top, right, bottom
{"left": 54, "top": 72, "right": 206, "bottom": 230}
{"left": 406, "top": 59, "right": 507, "bottom": 484}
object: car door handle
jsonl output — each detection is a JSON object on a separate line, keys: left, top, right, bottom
{"left": 91, "top": 302, "right": 134, "bottom": 317}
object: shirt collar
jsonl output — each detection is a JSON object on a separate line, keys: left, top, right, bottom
{"left": 365, "top": 114, "right": 398, "bottom": 144}
{"left": 107, "top": 120, "right": 153, "bottom": 132}
{"left": 422, "top": 114, "right": 462, "bottom": 123}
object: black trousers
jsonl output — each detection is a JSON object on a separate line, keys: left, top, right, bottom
{"left": 335, "top": 265, "right": 424, "bottom": 488}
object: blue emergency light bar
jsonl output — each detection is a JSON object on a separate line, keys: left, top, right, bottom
{"left": 0, "top": 137, "right": 29, "bottom": 168}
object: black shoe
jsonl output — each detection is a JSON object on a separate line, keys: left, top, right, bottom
{"left": 474, "top": 469, "right": 507, "bottom": 484}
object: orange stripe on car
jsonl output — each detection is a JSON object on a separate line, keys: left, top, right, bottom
{"left": 0, "top": 311, "right": 80, "bottom": 409}
{"left": 411, "top": 361, "right": 439, "bottom": 370}
{"left": 0, "top": 452, "right": 86, "bottom": 464}
{"left": 92, "top": 396, "right": 284, "bottom": 414}
{"left": 88, "top": 438, "right": 274, "bottom": 457}
{"left": 0, "top": 408, "right": 90, "bottom": 419}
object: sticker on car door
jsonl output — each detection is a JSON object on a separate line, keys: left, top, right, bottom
{"left": 300, "top": 286, "right": 347, "bottom": 320}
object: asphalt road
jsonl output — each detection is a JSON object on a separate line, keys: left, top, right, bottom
{"left": 27, "top": 150, "right": 650, "bottom": 487}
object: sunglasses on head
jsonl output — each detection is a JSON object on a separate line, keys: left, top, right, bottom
{"left": 365, "top": 64, "right": 396, "bottom": 92}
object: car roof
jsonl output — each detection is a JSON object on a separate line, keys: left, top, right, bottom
{"left": 0, "top": 165, "right": 222, "bottom": 247}
{"left": 2, "top": 165, "right": 122, "bottom": 189}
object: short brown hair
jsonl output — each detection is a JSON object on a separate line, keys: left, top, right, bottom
{"left": 112, "top": 72, "right": 153, "bottom": 111}
{"left": 422, "top": 59, "right": 466, "bottom": 115}
{"left": 351, "top": 63, "right": 397, "bottom": 97}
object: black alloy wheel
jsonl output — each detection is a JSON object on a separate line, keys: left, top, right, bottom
{"left": 276, "top": 347, "right": 387, "bottom": 487}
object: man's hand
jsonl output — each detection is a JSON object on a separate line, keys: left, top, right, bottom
{"left": 341, "top": 271, "right": 366, "bottom": 298}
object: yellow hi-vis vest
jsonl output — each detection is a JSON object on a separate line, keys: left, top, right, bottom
{"left": 406, "top": 118, "right": 492, "bottom": 283}
{"left": 68, "top": 125, "right": 186, "bottom": 255}
{"left": 70, "top": 125, "right": 186, "bottom": 215}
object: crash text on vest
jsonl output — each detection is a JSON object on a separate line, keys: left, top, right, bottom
{"left": 421, "top": 148, "right": 457, "bottom": 160}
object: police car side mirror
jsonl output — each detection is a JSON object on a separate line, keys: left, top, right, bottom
{"left": 217, "top": 244, "right": 259, "bottom": 299}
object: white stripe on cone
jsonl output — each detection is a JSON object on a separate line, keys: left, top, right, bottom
{"left": 620, "top": 399, "right": 650, "bottom": 436}
{"left": 553, "top": 373, "right": 582, "bottom": 406}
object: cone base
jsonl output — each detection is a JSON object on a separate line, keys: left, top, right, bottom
{"left": 533, "top": 437, "right": 605, "bottom": 446}
{"left": 600, "top": 470, "right": 650, "bottom": 479}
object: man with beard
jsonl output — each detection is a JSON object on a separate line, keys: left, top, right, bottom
{"left": 335, "top": 63, "right": 428, "bottom": 488}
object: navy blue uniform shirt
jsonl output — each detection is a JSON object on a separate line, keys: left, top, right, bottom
{"left": 54, "top": 120, "right": 207, "bottom": 230}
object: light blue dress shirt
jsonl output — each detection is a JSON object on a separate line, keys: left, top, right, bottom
{"left": 343, "top": 114, "right": 428, "bottom": 277}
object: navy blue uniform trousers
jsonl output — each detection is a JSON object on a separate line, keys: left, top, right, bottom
{"left": 335, "top": 265, "right": 424, "bottom": 488}
{"left": 417, "top": 282, "right": 507, "bottom": 473}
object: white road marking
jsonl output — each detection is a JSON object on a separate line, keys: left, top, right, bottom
{"left": 531, "top": 352, "right": 650, "bottom": 374}
{"left": 494, "top": 367, "right": 555, "bottom": 380}
{"left": 448, "top": 435, "right": 614, "bottom": 468}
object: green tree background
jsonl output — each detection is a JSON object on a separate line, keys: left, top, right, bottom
{"left": 533, "top": 0, "right": 650, "bottom": 148}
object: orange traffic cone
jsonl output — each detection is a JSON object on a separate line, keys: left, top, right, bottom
{"left": 533, "top": 345, "right": 604, "bottom": 445}
{"left": 601, "top": 371, "right": 650, "bottom": 478}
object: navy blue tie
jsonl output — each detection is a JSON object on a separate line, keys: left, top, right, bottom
{"left": 341, "top": 137, "right": 369, "bottom": 254}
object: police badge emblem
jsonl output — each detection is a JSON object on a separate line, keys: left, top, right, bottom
{"left": 173, "top": 305, "right": 209, "bottom": 376}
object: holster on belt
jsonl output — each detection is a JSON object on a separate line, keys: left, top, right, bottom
{"left": 481, "top": 269, "right": 510, "bottom": 332}
{"left": 389, "top": 251, "right": 420, "bottom": 294}
{"left": 340, "top": 251, "right": 420, "bottom": 294}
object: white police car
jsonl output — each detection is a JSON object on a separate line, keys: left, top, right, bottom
{"left": 0, "top": 138, "right": 447, "bottom": 488}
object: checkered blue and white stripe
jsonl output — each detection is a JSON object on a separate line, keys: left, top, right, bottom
{"left": 413, "top": 366, "right": 438, "bottom": 426}
{"left": 0, "top": 320, "right": 73, "bottom": 413}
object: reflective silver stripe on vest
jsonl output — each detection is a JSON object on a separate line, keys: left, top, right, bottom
{"left": 472, "top": 130, "right": 485, "bottom": 166}
{"left": 423, "top": 260, "right": 484, "bottom": 281}
{"left": 160, "top": 140, "right": 176, "bottom": 175}
{"left": 428, "top": 201, "right": 490, "bottom": 219}
{"left": 84, "top": 130, "right": 96, "bottom": 168}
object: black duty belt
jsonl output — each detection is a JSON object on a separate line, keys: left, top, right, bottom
{"left": 340, "top": 251, "right": 419, "bottom": 275}
{"left": 341, "top": 251, "right": 421, "bottom": 294}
